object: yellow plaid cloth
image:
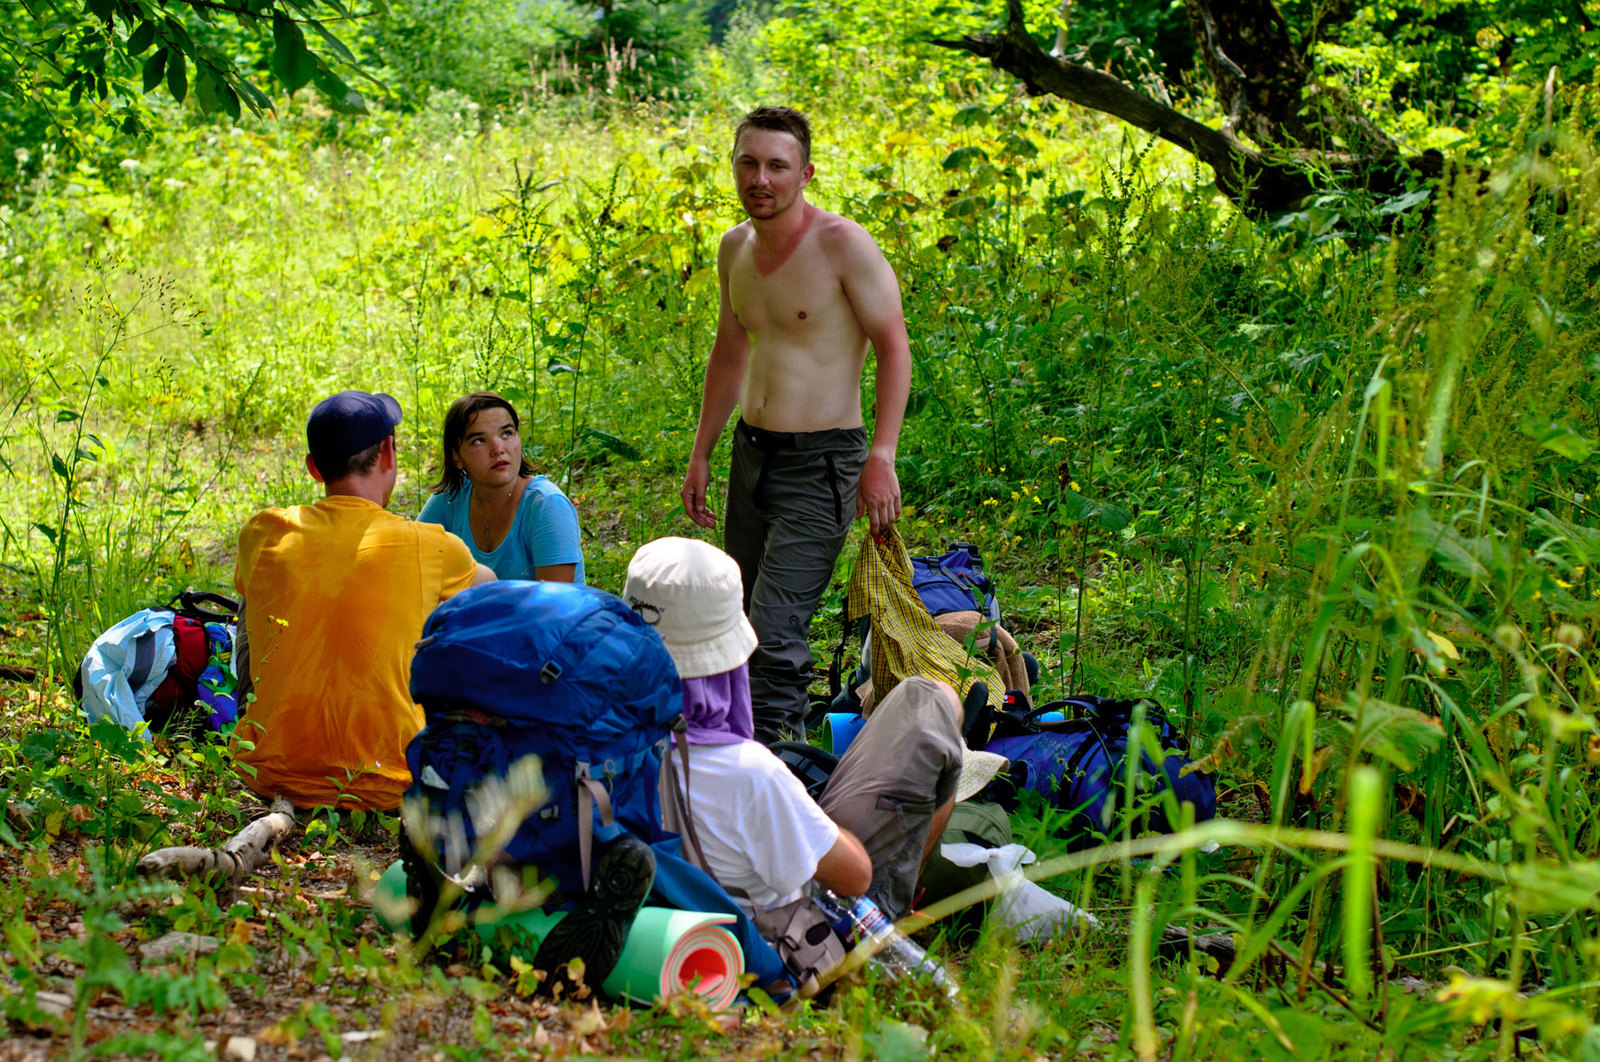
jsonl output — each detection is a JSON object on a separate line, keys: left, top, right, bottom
{"left": 846, "top": 528, "right": 1004, "bottom": 715}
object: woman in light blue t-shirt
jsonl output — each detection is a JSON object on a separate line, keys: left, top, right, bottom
{"left": 418, "top": 392, "right": 586, "bottom": 584}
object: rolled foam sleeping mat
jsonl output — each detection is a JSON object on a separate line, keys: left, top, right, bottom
{"left": 824, "top": 712, "right": 866, "bottom": 755}
{"left": 372, "top": 861, "right": 744, "bottom": 1009}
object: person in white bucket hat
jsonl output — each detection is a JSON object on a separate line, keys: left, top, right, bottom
{"left": 624, "top": 536, "right": 970, "bottom": 926}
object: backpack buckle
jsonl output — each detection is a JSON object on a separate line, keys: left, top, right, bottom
{"left": 539, "top": 661, "right": 563, "bottom": 685}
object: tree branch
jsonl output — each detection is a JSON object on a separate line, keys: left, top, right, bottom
{"left": 138, "top": 796, "right": 297, "bottom": 894}
{"left": 933, "top": 0, "right": 1314, "bottom": 213}
{"left": 934, "top": 0, "right": 1444, "bottom": 216}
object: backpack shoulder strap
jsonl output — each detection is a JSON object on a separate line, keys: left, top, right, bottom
{"left": 660, "top": 729, "right": 754, "bottom": 901}
{"left": 127, "top": 629, "right": 160, "bottom": 694}
{"left": 573, "top": 761, "right": 616, "bottom": 892}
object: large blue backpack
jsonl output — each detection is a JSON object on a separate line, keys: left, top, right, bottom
{"left": 405, "top": 582, "right": 683, "bottom": 896}
{"left": 984, "top": 696, "right": 1217, "bottom": 850}
{"left": 403, "top": 581, "right": 792, "bottom": 991}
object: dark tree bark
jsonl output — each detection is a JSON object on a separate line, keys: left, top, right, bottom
{"left": 936, "top": 0, "right": 1444, "bottom": 216}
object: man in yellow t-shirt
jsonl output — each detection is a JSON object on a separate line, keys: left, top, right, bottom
{"left": 234, "top": 391, "right": 495, "bottom": 810}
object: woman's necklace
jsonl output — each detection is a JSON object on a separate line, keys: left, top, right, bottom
{"left": 472, "top": 480, "right": 522, "bottom": 542}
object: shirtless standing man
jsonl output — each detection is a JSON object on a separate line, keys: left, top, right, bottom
{"left": 681, "top": 106, "right": 911, "bottom": 745}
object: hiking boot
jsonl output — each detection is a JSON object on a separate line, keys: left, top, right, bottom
{"left": 534, "top": 833, "right": 655, "bottom": 993}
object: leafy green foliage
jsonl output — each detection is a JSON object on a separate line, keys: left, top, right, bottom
{"left": 2, "top": 3, "right": 1600, "bottom": 1056}
{"left": 0, "top": 0, "right": 372, "bottom": 183}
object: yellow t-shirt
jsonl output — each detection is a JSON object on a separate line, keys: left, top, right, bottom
{"left": 233, "top": 495, "right": 476, "bottom": 810}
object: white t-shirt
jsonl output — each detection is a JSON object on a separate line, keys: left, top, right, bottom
{"left": 672, "top": 742, "right": 840, "bottom": 913}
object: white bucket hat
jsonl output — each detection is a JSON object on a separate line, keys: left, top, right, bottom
{"left": 623, "top": 537, "right": 758, "bottom": 679}
{"left": 954, "top": 749, "right": 1009, "bottom": 803}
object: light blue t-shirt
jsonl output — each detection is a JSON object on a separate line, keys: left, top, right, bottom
{"left": 417, "top": 476, "right": 586, "bottom": 585}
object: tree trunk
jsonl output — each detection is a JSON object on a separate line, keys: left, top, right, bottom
{"left": 1186, "top": 0, "right": 1397, "bottom": 155}
{"left": 935, "top": 0, "right": 1443, "bottom": 216}
{"left": 138, "top": 796, "right": 297, "bottom": 892}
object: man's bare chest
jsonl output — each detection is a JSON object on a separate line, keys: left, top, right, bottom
{"left": 730, "top": 250, "right": 850, "bottom": 336}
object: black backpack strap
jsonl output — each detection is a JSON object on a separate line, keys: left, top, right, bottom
{"left": 769, "top": 741, "right": 839, "bottom": 803}
{"left": 827, "top": 601, "right": 860, "bottom": 700}
{"left": 174, "top": 590, "right": 240, "bottom": 624}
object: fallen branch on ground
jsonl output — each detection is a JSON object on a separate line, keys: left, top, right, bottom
{"left": 138, "top": 796, "right": 297, "bottom": 891}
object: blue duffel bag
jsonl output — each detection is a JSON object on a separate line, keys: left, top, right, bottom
{"left": 985, "top": 696, "right": 1217, "bottom": 850}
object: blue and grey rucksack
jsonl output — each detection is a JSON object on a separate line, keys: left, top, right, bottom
{"left": 401, "top": 580, "right": 794, "bottom": 990}
{"left": 908, "top": 543, "right": 999, "bottom": 622}
{"left": 404, "top": 581, "right": 684, "bottom": 899}
{"left": 984, "top": 696, "right": 1217, "bottom": 849}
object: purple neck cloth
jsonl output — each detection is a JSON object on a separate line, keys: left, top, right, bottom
{"left": 677, "top": 664, "right": 755, "bottom": 746}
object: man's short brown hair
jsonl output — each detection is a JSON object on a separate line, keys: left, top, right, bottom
{"left": 733, "top": 106, "right": 811, "bottom": 165}
{"left": 314, "top": 437, "right": 386, "bottom": 482}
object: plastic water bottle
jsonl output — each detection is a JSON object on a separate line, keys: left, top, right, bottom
{"left": 807, "top": 884, "right": 960, "bottom": 998}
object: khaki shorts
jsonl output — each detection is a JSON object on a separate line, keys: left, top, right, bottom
{"left": 818, "top": 676, "right": 964, "bottom": 919}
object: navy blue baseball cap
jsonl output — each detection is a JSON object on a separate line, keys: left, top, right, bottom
{"left": 306, "top": 391, "right": 403, "bottom": 477}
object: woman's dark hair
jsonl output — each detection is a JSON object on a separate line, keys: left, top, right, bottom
{"left": 430, "top": 392, "right": 536, "bottom": 496}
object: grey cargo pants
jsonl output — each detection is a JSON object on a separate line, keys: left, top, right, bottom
{"left": 724, "top": 419, "right": 866, "bottom": 745}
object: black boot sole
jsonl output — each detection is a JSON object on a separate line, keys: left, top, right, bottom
{"left": 534, "top": 833, "right": 655, "bottom": 992}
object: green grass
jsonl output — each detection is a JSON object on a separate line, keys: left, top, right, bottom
{"left": 3, "top": 19, "right": 1600, "bottom": 1060}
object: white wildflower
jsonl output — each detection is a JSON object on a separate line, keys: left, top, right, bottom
{"left": 119, "top": 158, "right": 139, "bottom": 171}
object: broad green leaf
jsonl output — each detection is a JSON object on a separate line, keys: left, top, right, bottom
{"left": 1408, "top": 510, "right": 1491, "bottom": 581}
{"left": 1341, "top": 694, "right": 1443, "bottom": 772}
{"left": 127, "top": 20, "right": 156, "bottom": 55}
{"left": 1377, "top": 187, "right": 1431, "bottom": 215}
{"left": 50, "top": 453, "right": 69, "bottom": 479}
{"left": 271, "top": 12, "right": 315, "bottom": 94}
{"left": 167, "top": 49, "right": 187, "bottom": 103}
{"left": 236, "top": 78, "right": 272, "bottom": 115}
{"left": 161, "top": 16, "right": 193, "bottom": 51}
{"left": 952, "top": 105, "right": 989, "bottom": 127}
{"left": 1519, "top": 415, "right": 1595, "bottom": 460}
{"left": 32, "top": 523, "right": 57, "bottom": 544}
{"left": 304, "top": 17, "right": 357, "bottom": 64}
{"left": 1000, "top": 132, "right": 1039, "bottom": 159}
{"left": 582, "top": 427, "right": 640, "bottom": 460}
{"left": 943, "top": 194, "right": 989, "bottom": 220}
{"left": 55, "top": 408, "right": 78, "bottom": 422}
{"left": 1057, "top": 489, "right": 1131, "bottom": 531}
{"left": 221, "top": 83, "right": 241, "bottom": 121}
{"left": 941, "top": 146, "right": 988, "bottom": 171}
{"left": 311, "top": 66, "right": 365, "bottom": 114}
{"left": 194, "top": 62, "right": 223, "bottom": 115}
